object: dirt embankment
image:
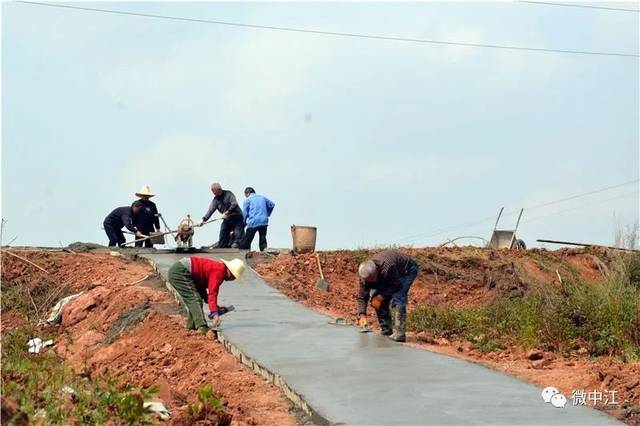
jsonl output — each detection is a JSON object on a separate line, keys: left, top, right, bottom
{"left": 253, "top": 247, "right": 640, "bottom": 425}
{"left": 1, "top": 250, "right": 298, "bottom": 425}
{"left": 253, "top": 247, "right": 612, "bottom": 316}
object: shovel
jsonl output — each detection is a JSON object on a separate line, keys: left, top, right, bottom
{"left": 315, "top": 252, "right": 329, "bottom": 291}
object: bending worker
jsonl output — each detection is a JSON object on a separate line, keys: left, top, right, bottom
{"left": 132, "top": 185, "right": 160, "bottom": 248}
{"left": 201, "top": 182, "right": 244, "bottom": 248}
{"left": 239, "top": 186, "right": 275, "bottom": 252}
{"left": 168, "top": 256, "right": 245, "bottom": 333}
{"left": 356, "top": 250, "right": 420, "bottom": 342}
{"left": 103, "top": 201, "right": 144, "bottom": 247}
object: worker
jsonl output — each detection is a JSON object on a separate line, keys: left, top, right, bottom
{"left": 356, "top": 251, "right": 420, "bottom": 342}
{"left": 132, "top": 185, "right": 160, "bottom": 248}
{"left": 239, "top": 187, "right": 275, "bottom": 251}
{"left": 103, "top": 201, "right": 144, "bottom": 247}
{"left": 201, "top": 183, "right": 244, "bottom": 248}
{"left": 167, "top": 257, "right": 246, "bottom": 332}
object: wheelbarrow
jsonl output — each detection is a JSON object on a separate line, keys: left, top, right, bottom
{"left": 487, "top": 208, "right": 526, "bottom": 249}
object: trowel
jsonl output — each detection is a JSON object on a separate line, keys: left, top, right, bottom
{"left": 209, "top": 305, "right": 235, "bottom": 333}
{"left": 328, "top": 317, "right": 371, "bottom": 333}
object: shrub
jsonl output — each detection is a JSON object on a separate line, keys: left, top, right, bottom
{"left": 408, "top": 253, "right": 640, "bottom": 360}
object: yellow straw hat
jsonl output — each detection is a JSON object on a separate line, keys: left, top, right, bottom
{"left": 135, "top": 185, "right": 155, "bottom": 197}
{"left": 222, "top": 258, "right": 246, "bottom": 280}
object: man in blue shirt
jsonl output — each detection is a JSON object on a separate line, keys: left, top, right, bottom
{"left": 239, "top": 187, "right": 275, "bottom": 251}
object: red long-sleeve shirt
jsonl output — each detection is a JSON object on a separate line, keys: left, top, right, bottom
{"left": 190, "top": 257, "right": 227, "bottom": 313}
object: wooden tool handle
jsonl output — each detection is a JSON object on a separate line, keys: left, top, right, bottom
{"left": 315, "top": 252, "right": 325, "bottom": 280}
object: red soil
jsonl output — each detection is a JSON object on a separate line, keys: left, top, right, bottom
{"left": 1, "top": 250, "right": 297, "bottom": 425}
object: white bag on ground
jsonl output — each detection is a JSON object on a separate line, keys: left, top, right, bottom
{"left": 45, "top": 291, "right": 84, "bottom": 324}
{"left": 27, "top": 337, "right": 54, "bottom": 354}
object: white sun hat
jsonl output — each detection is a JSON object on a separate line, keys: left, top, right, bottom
{"left": 222, "top": 258, "right": 246, "bottom": 280}
{"left": 135, "top": 185, "right": 155, "bottom": 197}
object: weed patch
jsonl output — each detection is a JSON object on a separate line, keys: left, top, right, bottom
{"left": 187, "top": 384, "right": 232, "bottom": 425}
{"left": 409, "top": 254, "right": 640, "bottom": 360}
{"left": 1, "top": 327, "right": 160, "bottom": 424}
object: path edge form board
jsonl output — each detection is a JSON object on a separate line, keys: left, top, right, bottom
{"left": 139, "top": 255, "right": 331, "bottom": 426}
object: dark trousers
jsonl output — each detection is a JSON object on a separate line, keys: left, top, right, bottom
{"left": 103, "top": 221, "right": 125, "bottom": 247}
{"left": 240, "top": 225, "right": 268, "bottom": 251}
{"left": 374, "top": 262, "right": 419, "bottom": 330}
{"left": 135, "top": 239, "right": 153, "bottom": 248}
{"left": 134, "top": 225, "right": 155, "bottom": 248}
{"left": 218, "top": 215, "right": 244, "bottom": 248}
{"left": 168, "top": 262, "right": 207, "bottom": 330}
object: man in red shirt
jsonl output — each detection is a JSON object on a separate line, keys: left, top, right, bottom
{"left": 167, "top": 257, "right": 246, "bottom": 333}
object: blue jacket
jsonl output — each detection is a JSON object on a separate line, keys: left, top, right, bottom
{"left": 243, "top": 194, "right": 275, "bottom": 228}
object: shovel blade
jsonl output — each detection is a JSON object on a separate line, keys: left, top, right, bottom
{"left": 316, "top": 278, "right": 329, "bottom": 292}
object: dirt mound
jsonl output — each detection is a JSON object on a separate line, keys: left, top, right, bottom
{"left": 1, "top": 250, "right": 151, "bottom": 293}
{"left": 253, "top": 247, "right": 573, "bottom": 319}
{"left": 66, "top": 242, "right": 106, "bottom": 253}
{"left": 67, "top": 313, "right": 295, "bottom": 425}
{"left": 2, "top": 251, "right": 297, "bottom": 425}
{"left": 254, "top": 247, "right": 611, "bottom": 317}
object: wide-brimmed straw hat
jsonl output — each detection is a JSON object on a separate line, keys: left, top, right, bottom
{"left": 135, "top": 185, "right": 155, "bottom": 197}
{"left": 222, "top": 258, "right": 246, "bottom": 281}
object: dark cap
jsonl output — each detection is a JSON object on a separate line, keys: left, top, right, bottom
{"left": 244, "top": 187, "right": 255, "bottom": 194}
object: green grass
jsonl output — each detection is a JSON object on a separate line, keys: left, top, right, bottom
{"left": 185, "top": 384, "right": 231, "bottom": 424}
{"left": 1, "top": 327, "right": 160, "bottom": 425}
{"left": 409, "top": 254, "right": 640, "bottom": 360}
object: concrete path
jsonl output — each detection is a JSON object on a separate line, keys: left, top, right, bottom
{"left": 140, "top": 252, "right": 619, "bottom": 426}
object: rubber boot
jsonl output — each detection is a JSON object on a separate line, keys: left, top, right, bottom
{"left": 390, "top": 305, "right": 407, "bottom": 342}
{"left": 376, "top": 308, "right": 393, "bottom": 336}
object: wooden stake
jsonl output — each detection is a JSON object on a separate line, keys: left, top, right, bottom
{"left": 2, "top": 250, "right": 49, "bottom": 273}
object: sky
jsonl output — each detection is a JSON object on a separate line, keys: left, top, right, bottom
{"left": 2, "top": 1, "right": 639, "bottom": 250}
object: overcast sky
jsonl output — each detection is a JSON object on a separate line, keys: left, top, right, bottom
{"left": 2, "top": 1, "right": 639, "bottom": 250}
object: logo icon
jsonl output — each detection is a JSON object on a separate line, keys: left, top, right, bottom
{"left": 550, "top": 393, "right": 567, "bottom": 408}
{"left": 541, "top": 387, "right": 566, "bottom": 408}
{"left": 541, "top": 387, "right": 560, "bottom": 403}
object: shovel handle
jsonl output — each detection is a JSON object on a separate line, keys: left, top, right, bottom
{"left": 315, "top": 252, "right": 325, "bottom": 280}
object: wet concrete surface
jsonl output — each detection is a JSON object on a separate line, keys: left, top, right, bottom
{"left": 140, "top": 252, "right": 620, "bottom": 426}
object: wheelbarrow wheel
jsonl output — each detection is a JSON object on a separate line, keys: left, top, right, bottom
{"left": 513, "top": 239, "right": 527, "bottom": 250}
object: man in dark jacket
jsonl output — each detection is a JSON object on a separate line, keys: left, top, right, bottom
{"left": 201, "top": 182, "right": 244, "bottom": 248}
{"left": 132, "top": 185, "right": 160, "bottom": 248}
{"left": 103, "top": 202, "right": 144, "bottom": 247}
{"left": 356, "top": 250, "right": 420, "bottom": 342}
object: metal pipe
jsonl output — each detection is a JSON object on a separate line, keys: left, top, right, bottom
{"left": 493, "top": 207, "right": 504, "bottom": 232}
{"left": 536, "top": 239, "right": 639, "bottom": 252}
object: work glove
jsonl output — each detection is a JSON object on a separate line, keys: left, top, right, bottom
{"left": 370, "top": 295, "right": 385, "bottom": 310}
{"left": 208, "top": 311, "right": 221, "bottom": 326}
{"left": 356, "top": 315, "right": 368, "bottom": 328}
{"left": 135, "top": 230, "right": 144, "bottom": 238}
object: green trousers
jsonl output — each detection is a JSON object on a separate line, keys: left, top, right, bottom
{"left": 168, "top": 262, "right": 207, "bottom": 330}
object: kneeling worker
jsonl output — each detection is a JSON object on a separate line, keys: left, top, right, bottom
{"left": 168, "top": 257, "right": 246, "bottom": 333}
{"left": 356, "top": 251, "right": 420, "bottom": 342}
